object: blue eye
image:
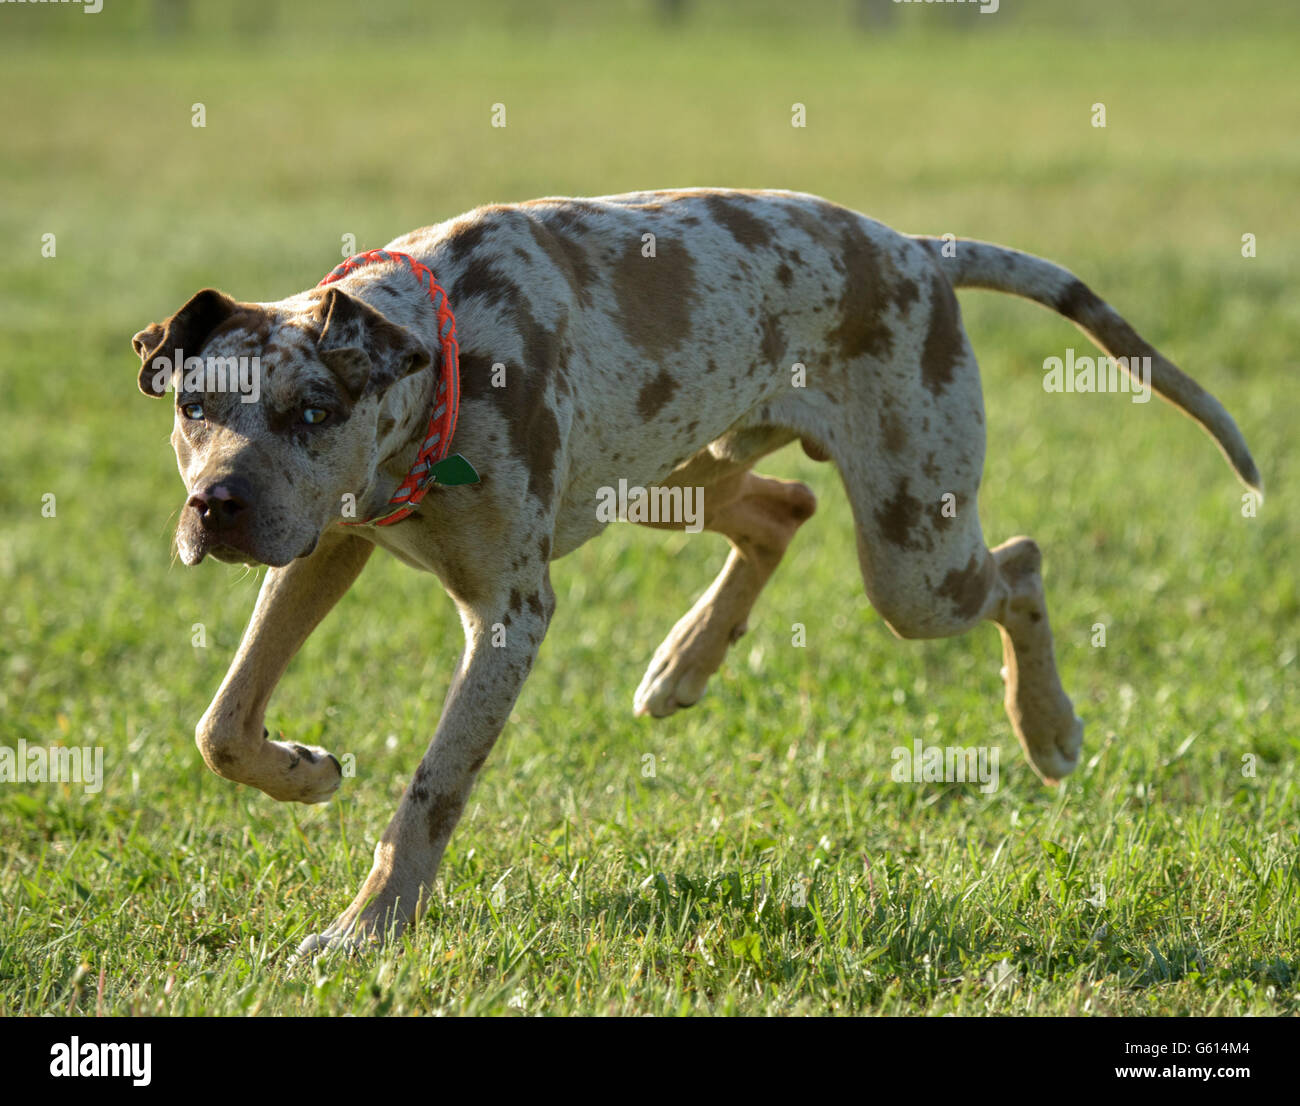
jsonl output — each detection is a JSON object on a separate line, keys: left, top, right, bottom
{"left": 301, "top": 407, "right": 329, "bottom": 426}
{"left": 181, "top": 402, "right": 204, "bottom": 420}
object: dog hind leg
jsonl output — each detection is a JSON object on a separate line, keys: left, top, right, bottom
{"left": 830, "top": 275, "right": 1082, "bottom": 781}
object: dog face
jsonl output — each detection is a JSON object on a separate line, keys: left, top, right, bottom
{"left": 132, "top": 287, "right": 431, "bottom": 567}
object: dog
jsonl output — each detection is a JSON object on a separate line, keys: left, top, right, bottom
{"left": 130, "top": 188, "right": 1261, "bottom": 955}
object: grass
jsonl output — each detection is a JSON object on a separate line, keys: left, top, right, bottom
{"left": 1, "top": 2, "right": 1297, "bottom": 1015}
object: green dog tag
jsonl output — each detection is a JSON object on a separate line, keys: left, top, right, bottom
{"left": 428, "top": 453, "right": 480, "bottom": 486}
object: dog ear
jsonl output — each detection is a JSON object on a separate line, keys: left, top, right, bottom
{"left": 315, "top": 287, "right": 432, "bottom": 400}
{"left": 132, "top": 288, "right": 240, "bottom": 398}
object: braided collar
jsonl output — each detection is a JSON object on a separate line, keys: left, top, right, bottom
{"left": 318, "top": 249, "right": 477, "bottom": 527}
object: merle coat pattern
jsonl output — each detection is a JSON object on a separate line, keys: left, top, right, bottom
{"left": 131, "top": 189, "right": 1261, "bottom": 954}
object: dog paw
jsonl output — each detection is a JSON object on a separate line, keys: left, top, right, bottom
{"left": 196, "top": 722, "right": 344, "bottom": 804}
{"left": 291, "top": 899, "right": 411, "bottom": 964}
{"left": 271, "top": 735, "right": 343, "bottom": 804}
{"left": 634, "top": 659, "right": 707, "bottom": 718}
{"left": 634, "top": 618, "right": 744, "bottom": 718}
{"left": 1020, "top": 711, "right": 1083, "bottom": 785}
{"left": 290, "top": 925, "right": 372, "bottom": 964}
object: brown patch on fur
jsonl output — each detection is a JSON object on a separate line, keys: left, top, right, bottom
{"left": 425, "top": 793, "right": 464, "bottom": 845}
{"left": 1057, "top": 279, "right": 1163, "bottom": 386}
{"left": 409, "top": 768, "right": 430, "bottom": 804}
{"left": 705, "top": 194, "right": 772, "bottom": 249}
{"left": 442, "top": 219, "right": 491, "bottom": 266}
{"left": 780, "top": 202, "right": 839, "bottom": 250}
{"left": 457, "top": 288, "right": 564, "bottom": 505}
{"left": 776, "top": 263, "right": 794, "bottom": 287}
{"left": 936, "top": 553, "right": 994, "bottom": 622}
{"left": 874, "top": 478, "right": 928, "bottom": 550}
{"left": 527, "top": 219, "right": 597, "bottom": 306}
{"left": 611, "top": 244, "right": 697, "bottom": 359}
{"left": 524, "top": 402, "right": 562, "bottom": 504}
{"left": 879, "top": 408, "right": 908, "bottom": 454}
{"left": 1054, "top": 279, "right": 1104, "bottom": 323}
{"left": 892, "top": 276, "right": 920, "bottom": 314}
{"left": 451, "top": 256, "right": 520, "bottom": 309}
{"left": 920, "top": 273, "right": 962, "bottom": 396}
{"left": 637, "top": 368, "right": 679, "bottom": 419}
{"left": 759, "top": 313, "right": 787, "bottom": 366}
{"left": 825, "top": 212, "right": 895, "bottom": 362}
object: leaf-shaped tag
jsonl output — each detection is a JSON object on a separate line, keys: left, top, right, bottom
{"left": 429, "top": 453, "right": 480, "bottom": 486}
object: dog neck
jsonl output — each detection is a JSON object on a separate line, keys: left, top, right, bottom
{"left": 373, "top": 367, "right": 437, "bottom": 491}
{"left": 318, "top": 250, "right": 468, "bottom": 526}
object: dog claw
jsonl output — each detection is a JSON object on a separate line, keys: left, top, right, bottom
{"left": 290, "top": 928, "right": 368, "bottom": 966}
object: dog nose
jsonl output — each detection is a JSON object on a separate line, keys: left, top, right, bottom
{"left": 188, "top": 480, "right": 252, "bottom": 532}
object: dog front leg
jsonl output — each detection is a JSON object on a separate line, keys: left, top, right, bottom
{"left": 296, "top": 573, "right": 555, "bottom": 956}
{"left": 196, "top": 530, "right": 373, "bottom": 803}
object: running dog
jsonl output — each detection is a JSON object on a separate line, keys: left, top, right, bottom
{"left": 130, "top": 189, "right": 1261, "bottom": 954}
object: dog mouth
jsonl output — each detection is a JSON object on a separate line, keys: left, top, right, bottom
{"left": 177, "top": 518, "right": 318, "bottom": 568}
{"left": 207, "top": 543, "right": 258, "bottom": 566}
{"left": 178, "top": 532, "right": 261, "bottom": 567}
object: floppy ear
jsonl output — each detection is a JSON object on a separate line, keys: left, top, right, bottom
{"left": 131, "top": 288, "right": 240, "bottom": 397}
{"left": 315, "top": 287, "right": 432, "bottom": 400}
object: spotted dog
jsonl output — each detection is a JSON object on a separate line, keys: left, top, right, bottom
{"left": 130, "top": 189, "right": 1261, "bottom": 955}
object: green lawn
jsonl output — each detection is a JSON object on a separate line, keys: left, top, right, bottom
{"left": 1, "top": 3, "right": 1297, "bottom": 1015}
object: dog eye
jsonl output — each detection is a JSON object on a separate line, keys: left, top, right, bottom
{"left": 180, "top": 402, "right": 205, "bottom": 420}
{"left": 301, "top": 407, "right": 330, "bottom": 426}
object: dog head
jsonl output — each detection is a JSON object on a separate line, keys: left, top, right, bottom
{"left": 132, "top": 286, "right": 431, "bottom": 566}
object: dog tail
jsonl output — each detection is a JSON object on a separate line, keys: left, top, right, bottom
{"left": 912, "top": 236, "right": 1262, "bottom": 497}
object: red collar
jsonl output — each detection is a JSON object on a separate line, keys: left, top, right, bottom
{"left": 319, "top": 249, "right": 473, "bottom": 526}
